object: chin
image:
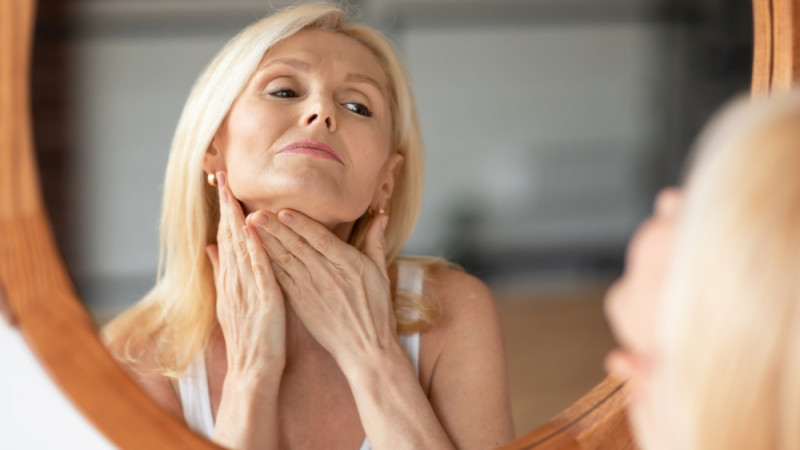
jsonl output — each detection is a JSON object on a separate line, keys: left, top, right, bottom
{"left": 240, "top": 196, "right": 364, "bottom": 229}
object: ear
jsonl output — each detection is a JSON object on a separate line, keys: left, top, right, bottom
{"left": 203, "top": 133, "right": 226, "bottom": 175}
{"left": 373, "top": 152, "right": 404, "bottom": 208}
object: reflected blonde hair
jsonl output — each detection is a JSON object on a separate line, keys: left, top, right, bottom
{"left": 653, "top": 91, "right": 800, "bottom": 450}
{"left": 102, "top": 3, "right": 442, "bottom": 375}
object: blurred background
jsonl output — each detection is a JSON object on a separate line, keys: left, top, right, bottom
{"left": 32, "top": 0, "right": 752, "bottom": 436}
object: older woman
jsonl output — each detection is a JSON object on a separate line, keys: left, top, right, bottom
{"left": 605, "top": 91, "right": 800, "bottom": 450}
{"left": 102, "top": 3, "right": 514, "bottom": 449}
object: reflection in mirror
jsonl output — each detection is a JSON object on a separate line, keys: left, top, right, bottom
{"left": 33, "top": 0, "right": 752, "bottom": 441}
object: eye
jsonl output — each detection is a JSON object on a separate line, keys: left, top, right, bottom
{"left": 269, "top": 89, "right": 298, "bottom": 98}
{"left": 343, "top": 102, "right": 372, "bottom": 117}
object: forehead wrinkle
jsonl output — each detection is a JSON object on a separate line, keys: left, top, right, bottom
{"left": 345, "top": 72, "right": 387, "bottom": 97}
{"left": 260, "top": 57, "right": 311, "bottom": 73}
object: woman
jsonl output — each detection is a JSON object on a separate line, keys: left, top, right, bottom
{"left": 605, "top": 91, "right": 800, "bottom": 450}
{"left": 102, "top": 3, "right": 514, "bottom": 449}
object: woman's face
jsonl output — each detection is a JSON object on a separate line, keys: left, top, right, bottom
{"left": 206, "top": 29, "right": 402, "bottom": 235}
{"left": 604, "top": 188, "right": 682, "bottom": 450}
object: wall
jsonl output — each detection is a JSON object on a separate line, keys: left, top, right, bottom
{"left": 32, "top": 0, "right": 750, "bottom": 312}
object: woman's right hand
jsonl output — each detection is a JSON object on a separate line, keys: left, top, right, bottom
{"left": 206, "top": 171, "right": 285, "bottom": 449}
{"left": 206, "top": 170, "right": 286, "bottom": 378}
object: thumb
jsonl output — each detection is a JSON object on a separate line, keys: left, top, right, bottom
{"left": 205, "top": 244, "right": 220, "bottom": 280}
{"left": 364, "top": 213, "right": 389, "bottom": 272}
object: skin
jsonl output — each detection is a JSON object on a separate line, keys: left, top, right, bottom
{"left": 603, "top": 187, "right": 682, "bottom": 450}
{"left": 120, "top": 29, "right": 514, "bottom": 449}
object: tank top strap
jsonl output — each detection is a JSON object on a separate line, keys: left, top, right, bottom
{"left": 177, "top": 354, "right": 215, "bottom": 438}
{"left": 394, "top": 259, "right": 423, "bottom": 377}
{"left": 396, "top": 259, "right": 425, "bottom": 296}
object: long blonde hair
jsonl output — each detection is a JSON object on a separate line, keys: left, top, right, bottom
{"left": 103, "top": 3, "right": 440, "bottom": 375}
{"left": 653, "top": 91, "right": 800, "bottom": 450}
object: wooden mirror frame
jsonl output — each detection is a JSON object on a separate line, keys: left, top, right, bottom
{"left": 1, "top": 1, "right": 797, "bottom": 448}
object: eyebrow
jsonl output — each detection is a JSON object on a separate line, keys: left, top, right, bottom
{"left": 261, "top": 57, "right": 311, "bottom": 72}
{"left": 345, "top": 72, "right": 386, "bottom": 96}
{"left": 259, "top": 57, "right": 387, "bottom": 97}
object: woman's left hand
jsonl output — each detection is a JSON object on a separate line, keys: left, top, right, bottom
{"left": 250, "top": 209, "right": 395, "bottom": 370}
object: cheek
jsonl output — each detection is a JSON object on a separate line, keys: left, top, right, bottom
{"left": 347, "top": 135, "right": 392, "bottom": 183}
{"left": 225, "top": 99, "right": 286, "bottom": 148}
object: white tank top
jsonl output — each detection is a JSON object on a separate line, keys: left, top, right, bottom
{"left": 177, "top": 261, "right": 424, "bottom": 449}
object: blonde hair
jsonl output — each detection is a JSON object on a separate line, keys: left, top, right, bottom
{"left": 102, "top": 3, "right": 441, "bottom": 375}
{"left": 653, "top": 91, "right": 800, "bottom": 450}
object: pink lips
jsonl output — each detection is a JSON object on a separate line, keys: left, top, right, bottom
{"left": 278, "top": 140, "right": 343, "bottom": 164}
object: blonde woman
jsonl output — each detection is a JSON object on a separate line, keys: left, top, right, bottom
{"left": 605, "top": 91, "right": 800, "bottom": 450}
{"left": 102, "top": 3, "right": 514, "bottom": 449}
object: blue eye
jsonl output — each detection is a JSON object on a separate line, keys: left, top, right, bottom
{"left": 269, "top": 89, "right": 298, "bottom": 98}
{"left": 344, "top": 102, "right": 372, "bottom": 117}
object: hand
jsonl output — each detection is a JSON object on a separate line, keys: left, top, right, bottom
{"left": 206, "top": 171, "right": 286, "bottom": 376}
{"left": 250, "top": 209, "right": 395, "bottom": 371}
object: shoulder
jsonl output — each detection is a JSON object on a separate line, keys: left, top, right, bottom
{"left": 426, "top": 264, "right": 495, "bottom": 311}
{"left": 422, "top": 263, "right": 500, "bottom": 336}
{"left": 417, "top": 263, "right": 505, "bottom": 383}
{"left": 416, "top": 264, "right": 516, "bottom": 446}
{"left": 396, "top": 256, "right": 496, "bottom": 314}
{"left": 104, "top": 332, "right": 186, "bottom": 423}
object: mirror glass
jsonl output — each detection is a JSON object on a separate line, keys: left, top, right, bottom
{"left": 33, "top": 0, "right": 752, "bottom": 437}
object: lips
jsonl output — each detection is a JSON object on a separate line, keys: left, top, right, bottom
{"left": 278, "top": 140, "right": 344, "bottom": 164}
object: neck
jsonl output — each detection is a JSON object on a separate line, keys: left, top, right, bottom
{"left": 283, "top": 303, "right": 329, "bottom": 362}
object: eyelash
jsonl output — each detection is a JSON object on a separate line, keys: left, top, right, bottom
{"left": 268, "top": 89, "right": 373, "bottom": 117}
{"left": 344, "top": 102, "right": 372, "bottom": 117}
{"left": 269, "top": 89, "right": 298, "bottom": 99}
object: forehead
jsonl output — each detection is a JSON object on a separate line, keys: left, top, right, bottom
{"left": 260, "top": 28, "right": 387, "bottom": 85}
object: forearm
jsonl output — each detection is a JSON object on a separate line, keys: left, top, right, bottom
{"left": 212, "top": 370, "right": 281, "bottom": 450}
{"left": 344, "top": 343, "right": 454, "bottom": 450}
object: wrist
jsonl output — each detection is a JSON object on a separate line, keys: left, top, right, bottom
{"left": 223, "top": 364, "right": 283, "bottom": 399}
{"left": 341, "top": 338, "right": 414, "bottom": 388}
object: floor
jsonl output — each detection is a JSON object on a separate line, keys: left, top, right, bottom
{"left": 493, "top": 278, "right": 618, "bottom": 437}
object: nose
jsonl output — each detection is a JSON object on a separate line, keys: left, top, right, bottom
{"left": 303, "top": 97, "right": 336, "bottom": 132}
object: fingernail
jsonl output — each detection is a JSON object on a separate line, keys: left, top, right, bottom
{"left": 242, "top": 226, "right": 252, "bottom": 240}
{"left": 380, "top": 215, "right": 389, "bottom": 231}
{"left": 278, "top": 211, "right": 294, "bottom": 224}
{"left": 216, "top": 171, "right": 227, "bottom": 188}
{"left": 254, "top": 214, "right": 269, "bottom": 227}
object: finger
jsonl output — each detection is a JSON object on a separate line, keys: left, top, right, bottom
{"left": 216, "top": 171, "right": 253, "bottom": 284}
{"left": 243, "top": 223, "right": 281, "bottom": 298}
{"left": 206, "top": 244, "right": 220, "bottom": 280}
{"left": 250, "top": 211, "right": 319, "bottom": 271}
{"left": 217, "top": 171, "right": 248, "bottom": 232}
{"left": 363, "top": 213, "right": 389, "bottom": 272}
{"left": 215, "top": 171, "right": 236, "bottom": 272}
{"left": 276, "top": 209, "right": 351, "bottom": 264}
{"left": 248, "top": 212, "right": 315, "bottom": 291}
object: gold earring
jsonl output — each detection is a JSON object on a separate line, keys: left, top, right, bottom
{"left": 368, "top": 206, "right": 386, "bottom": 216}
{"left": 207, "top": 173, "right": 217, "bottom": 187}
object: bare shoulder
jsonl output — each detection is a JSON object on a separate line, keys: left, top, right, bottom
{"left": 425, "top": 264, "right": 499, "bottom": 328}
{"left": 418, "top": 265, "right": 516, "bottom": 447}
{"left": 418, "top": 263, "right": 503, "bottom": 384}
{"left": 105, "top": 334, "right": 185, "bottom": 422}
